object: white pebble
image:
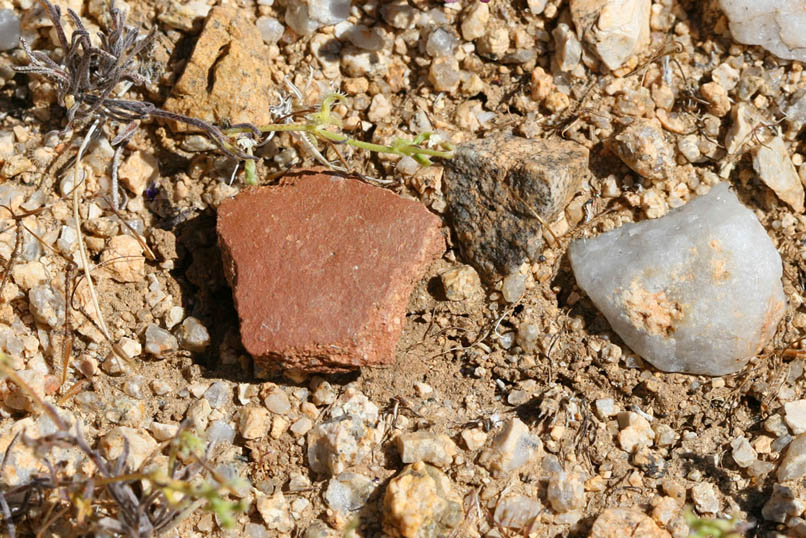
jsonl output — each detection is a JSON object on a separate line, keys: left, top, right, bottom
{"left": 0, "top": 9, "right": 20, "bottom": 51}
{"left": 426, "top": 28, "right": 457, "bottom": 57}
{"left": 720, "top": 0, "right": 806, "bottom": 61}
{"left": 501, "top": 272, "right": 526, "bottom": 303}
{"left": 256, "top": 16, "right": 284, "bottom": 44}
{"left": 144, "top": 324, "right": 178, "bottom": 358}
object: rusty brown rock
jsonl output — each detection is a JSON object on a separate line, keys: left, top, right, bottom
{"left": 217, "top": 170, "right": 444, "bottom": 372}
{"left": 162, "top": 7, "right": 275, "bottom": 132}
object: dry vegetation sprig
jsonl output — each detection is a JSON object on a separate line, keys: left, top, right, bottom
{"left": 18, "top": 0, "right": 453, "bottom": 186}
{"left": 17, "top": 0, "right": 256, "bottom": 163}
{"left": 0, "top": 354, "right": 248, "bottom": 537}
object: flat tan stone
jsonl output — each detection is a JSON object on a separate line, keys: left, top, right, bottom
{"left": 162, "top": 7, "right": 275, "bottom": 133}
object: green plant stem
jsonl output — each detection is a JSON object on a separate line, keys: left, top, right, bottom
{"left": 223, "top": 123, "right": 455, "bottom": 160}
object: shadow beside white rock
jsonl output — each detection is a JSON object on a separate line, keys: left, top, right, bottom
{"left": 570, "top": 183, "right": 785, "bottom": 376}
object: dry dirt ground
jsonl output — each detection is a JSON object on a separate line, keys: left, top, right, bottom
{"left": 2, "top": 0, "right": 806, "bottom": 537}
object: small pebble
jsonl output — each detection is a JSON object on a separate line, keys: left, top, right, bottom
{"left": 264, "top": 388, "right": 292, "bottom": 414}
{"left": 608, "top": 119, "right": 674, "bottom": 181}
{"left": 257, "top": 491, "right": 293, "bottom": 533}
{"left": 100, "top": 427, "right": 158, "bottom": 472}
{"left": 207, "top": 420, "right": 236, "bottom": 444}
{"left": 507, "top": 389, "right": 530, "bottom": 406}
{"left": 762, "top": 484, "right": 802, "bottom": 523}
{"left": 516, "top": 322, "right": 539, "bottom": 351}
{"left": 617, "top": 412, "right": 654, "bottom": 453}
{"left": 547, "top": 468, "right": 586, "bottom": 513}
{"left": 244, "top": 523, "right": 269, "bottom": 538}
{"left": 778, "top": 433, "right": 806, "bottom": 482}
{"left": 594, "top": 398, "right": 617, "bottom": 419}
{"left": 690, "top": 482, "right": 720, "bottom": 514}
{"left": 324, "top": 472, "right": 376, "bottom": 512}
{"left": 773, "top": 434, "right": 794, "bottom": 453}
{"left": 288, "top": 471, "right": 312, "bottom": 492}
{"left": 290, "top": 417, "right": 313, "bottom": 437}
{"left": 440, "top": 265, "right": 482, "bottom": 301}
{"left": 312, "top": 380, "right": 337, "bottom": 406}
{"left": 494, "top": 495, "right": 541, "bottom": 530}
{"left": 426, "top": 27, "right": 457, "bottom": 57}
{"left": 307, "top": 389, "right": 380, "bottom": 475}
{"left": 239, "top": 407, "right": 271, "bottom": 440}
{"left": 165, "top": 306, "right": 185, "bottom": 329}
{"left": 413, "top": 382, "right": 433, "bottom": 398}
{"left": 188, "top": 382, "right": 210, "bottom": 399}
{"left": 721, "top": 0, "right": 806, "bottom": 61}
{"left": 383, "top": 462, "right": 463, "bottom": 537}
{"left": 766, "top": 414, "right": 790, "bottom": 437}
{"left": 654, "top": 423, "right": 679, "bottom": 447}
{"left": 122, "top": 377, "right": 145, "bottom": 399}
{"left": 335, "top": 22, "right": 384, "bottom": 51}
{"left": 429, "top": 57, "right": 461, "bottom": 93}
{"left": 178, "top": 316, "right": 210, "bottom": 352}
{"left": 0, "top": 10, "right": 20, "bottom": 52}
{"left": 144, "top": 324, "right": 178, "bottom": 358}
{"left": 396, "top": 431, "right": 458, "bottom": 468}
{"left": 461, "top": 427, "right": 487, "bottom": 450}
{"left": 501, "top": 272, "right": 526, "bottom": 303}
{"left": 150, "top": 379, "right": 172, "bottom": 396}
{"left": 785, "top": 400, "right": 806, "bottom": 434}
{"left": 269, "top": 415, "right": 288, "bottom": 439}
{"left": 204, "top": 381, "right": 231, "bottom": 409}
{"left": 730, "top": 436, "right": 757, "bottom": 468}
{"left": 256, "top": 16, "right": 284, "bottom": 44}
{"left": 478, "top": 418, "right": 541, "bottom": 477}
{"left": 461, "top": 2, "right": 489, "bottom": 40}
{"left": 150, "top": 421, "right": 180, "bottom": 442}
{"left": 185, "top": 399, "right": 212, "bottom": 431}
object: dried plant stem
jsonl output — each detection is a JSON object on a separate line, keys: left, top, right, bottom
{"left": 71, "top": 121, "right": 113, "bottom": 349}
{"left": 225, "top": 122, "right": 455, "bottom": 162}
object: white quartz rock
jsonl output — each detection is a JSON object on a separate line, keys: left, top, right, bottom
{"left": 752, "top": 134, "right": 805, "bottom": 212}
{"left": 720, "top": 0, "right": 806, "bottom": 62}
{"left": 569, "top": 183, "right": 785, "bottom": 376}
{"left": 570, "top": 0, "right": 651, "bottom": 70}
{"left": 285, "top": 0, "right": 350, "bottom": 35}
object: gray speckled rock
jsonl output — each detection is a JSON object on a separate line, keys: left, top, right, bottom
{"left": 570, "top": 183, "right": 785, "bottom": 376}
{"left": 443, "top": 134, "right": 588, "bottom": 282}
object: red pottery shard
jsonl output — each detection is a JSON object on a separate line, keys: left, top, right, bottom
{"left": 217, "top": 170, "right": 445, "bottom": 373}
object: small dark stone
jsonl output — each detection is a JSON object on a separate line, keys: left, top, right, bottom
{"left": 443, "top": 134, "right": 588, "bottom": 282}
